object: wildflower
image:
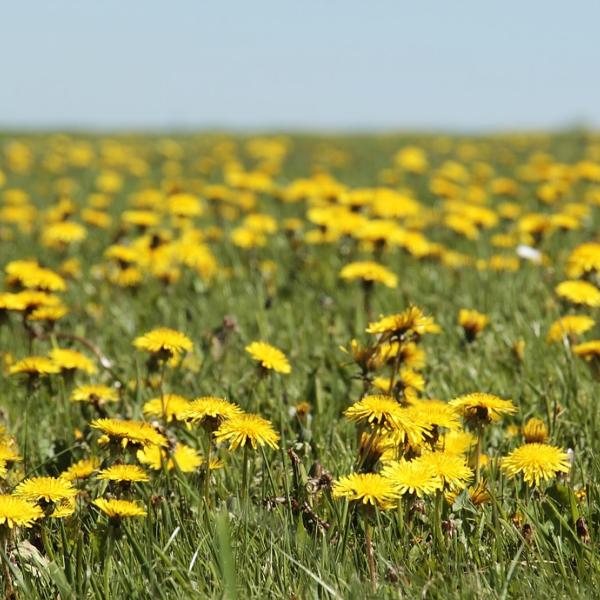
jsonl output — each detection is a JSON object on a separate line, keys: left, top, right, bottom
{"left": 395, "top": 146, "right": 428, "bottom": 173}
{"left": 97, "top": 464, "right": 149, "bottom": 483}
{"left": 415, "top": 452, "right": 473, "bottom": 491}
{"left": 61, "top": 457, "right": 101, "bottom": 481}
{"left": 143, "top": 394, "right": 191, "bottom": 422}
{"left": 71, "top": 384, "right": 118, "bottom": 405}
{"left": 522, "top": 418, "right": 549, "bottom": 444}
{"left": 13, "top": 290, "right": 61, "bottom": 313}
{"left": 339, "top": 261, "right": 398, "bottom": 288}
{"left": 468, "top": 480, "right": 491, "bottom": 506}
{"left": 404, "top": 399, "right": 461, "bottom": 432}
{"left": 512, "top": 339, "right": 526, "bottom": 362}
{"left": 14, "top": 476, "right": 77, "bottom": 503}
{"left": 137, "top": 444, "right": 206, "bottom": 472}
{"left": 372, "top": 368, "right": 425, "bottom": 401}
{"left": 573, "top": 340, "right": 600, "bottom": 361}
{"left": 555, "top": 280, "right": 600, "bottom": 307}
{"left": 0, "top": 292, "right": 26, "bottom": 313}
{"left": 333, "top": 473, "right": 399, "bottom": 510}
{"left": 377, "top": 341, "right": 426, "bottom": 370}
{"left": 344, "top": 395, "right": 404, "bottom": 429}
{"left": 9, "top": 356, "right": 59, "bottom": 376}
{"left": 133, "top": 327, "right": 193, "bottom": 358}
{"left": 245, "top": 341, "right": 291, "bottom": 374}
{"left": 48, "top": 498, "right": 76, "bottom": 518}
{"left": 366, "top": 306, "right": 440, "bottom": 339}
{"left": 213, "top": 413, "right": 279, "bottom": 450}
{"left": 339, "top": 339, "right": 380, "bottom": 374}
{"left": 565, "top": 242, "right": 600, "bottom": 278}
{"left": 26, "top": 304, "right": 69, "bottom": 323}
{"left": 458, "top": 309, "right": 489, "bottom": 341}
{"left": 183, "top": 396, "right": 242, "bottom": 430}
{"left": 0, "top": 495, "right": 43, "bottom": 528}
{"left": 357, "top": 430, "right": 392, "bottom": 470}
{"left": 42, "top": 221, "right": 87, "bottom": 248}
{"left": 5, "top": 260, "right": 67, "bottom": 292}
{"left": 449, "top": 392, "right": 517, "bottom": 424}
{"left": 547, "top": 315, "right": 595, "bottom": 343}
{"left": 345, "top": 395, "right": 430, "bottom": 445}
{"left": 502, "top": 443, "right": 570, "bottom": 486}
{"left": 49, "top": 348, "right": 97, "bottom": 375}
{"left": 382, "top": 460, "right": 442, "bottom": 497}
{"left": 0, "top": 442, "right": 21, "bottom": 478}
{"left": 93, "top": 498, "right": 147, "bottom": 519}
{"left": 91, "top": 418, "right": 167, "bottom": 448}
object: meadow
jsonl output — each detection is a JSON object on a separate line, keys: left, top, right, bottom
{"left": 0, "top": 130, "right": 599, "bottom": 598}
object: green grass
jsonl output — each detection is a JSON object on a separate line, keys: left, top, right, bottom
{"left": 0, "top": 131, "right": 599, "bottom": 598}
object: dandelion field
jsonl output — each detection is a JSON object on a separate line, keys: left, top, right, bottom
{"left": 1, "top": 131, "right": 600, "bottom": 598}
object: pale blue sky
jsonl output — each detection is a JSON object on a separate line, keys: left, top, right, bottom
{"left": 1, "top": 0, "right": 599, "bottom": 131}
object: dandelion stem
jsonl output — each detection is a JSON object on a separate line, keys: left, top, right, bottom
{"left": 434, "top": 489, "right": 445, "bottom": 549}
{"left": 364, "top": 519, "right": 377, "bottom": 592}
{"left": 387, "top": 346, "right": 402, "bottom": 398}
{"left": 1, "top": 533, "right": 13, "bottom": 598}
{"left": 204, "top": 432, "right": 211, "bottom": 507}
{"left": 241, "top": 444, "right": 250, "bottom": 508}
{"left": 159, "top": 360, "right": 167, "bottom": 423}
{"left": 475, "top": 423, "right": 483, "bottom": 485}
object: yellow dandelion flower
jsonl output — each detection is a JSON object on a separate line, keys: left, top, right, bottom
{"left": 344, "top": 395, "right": 404, "bottom": 429}
{"left": 26, "top": 304, "right": 69, "bottom": 322}
{"left": 0, "top": 495, "right": 43, "bottom": 528}
{"left": 437, "top": 430, "right": 476, "bottom": 455}
{"left": 345, "top": 395, "right": 430, "bottom": 445}
{"left": 143, "top": 394, "right": 191, "bottom": 422}
{"left": 382, "top": 460, "right": 442, "bottom": 497}
{"left": 458, "top": 309, "right": 490, "bottom": 341}
{"left": 245, "top": 341, "right": 291, "bottom": 374}
{"left": 502, "top": 443, "right": 570, "bottom": 486}
{"left": 13, "top": 290, "right": 62, "bottom": 311}
{"left": 9, "top": 356, "right": 59, "bottom": 376}
{"left": 49, "top": 348, "right": 97, "bottom": 374}
{"left": 91, "top": 418, "right": 167, "bottom": 448}
{"left": 376, "top": 341, "right": 426, "bottom": 370}
{"left": 449, "top": 392, "right": 517, "bottom": 423}
{"left": 415, "top": 452, "right": 473, "bottom": 491}
{"left": 565, "top": 242, "right": 600, "bottom": 279}
{"left": 573, "top": 340, "right": 600, "bottom": 361}
{"left": 372, "top": 368, "right": 425, "bottom": 401}
{"left": 404, "top": 399, "right": 461, "bottom": 431}
{"left": 61, "top": 457, "right": 101, "bottom": 481}
{"left": 183, "top": 396, "right": 242, "bottom": 429}
{"left": 468, "top": 480, "right": 492, "bottom": 506}
{"left": 332, "top": 473, "right": 399, "bottom": 510}
{"left": 5, "top": 260, "right": 67, "bottom": 292}
{"left": 137, "top": 444, "right": 212, "bottom": 473}
{"left": 93, "top": 498, "right": 147, "bottom": 518}
{"left": 522, "top": 418, "right": 549, "bottom": 444}
{"left": 0, "top": 292, "right": 26, "bottom": 312}
{"left": 42, "top": 221, "right": 87, "bottom": 248}
{"left": 0, "top": 442, "right": 22, "bottom": 465}
{"left": 339, "top": 261, "right": 398, "bottom": 288}
{"left": 555, "top": 280, "right": 600, "bottom": 307}
{"left": 48, "top": 498, "right": 76, "bottom": 518}
{"left": 71, "top": 384, "right": 118, "bottom": 405}
{"left": 547, "top": 315, "right": 595, "bottom": 343}
{"left": 97, "top": 464, "right": 149, "bottom": 483}
{"left": 213, "top": 413, "right": 279, "bottom": 450}
{"left": 14, "top": 476, "right": 77, "bottom": 503}
{"left": 366, "top": 306, "right": 440, "bottom": 339}
{"left": 133, "top": 327, "right": 193, "bottom": 357}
